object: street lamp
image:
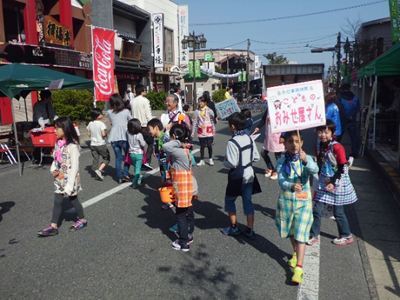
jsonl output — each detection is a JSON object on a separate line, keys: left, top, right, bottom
{"left": 181, "top": 31, "right": 207, "bottom": 109}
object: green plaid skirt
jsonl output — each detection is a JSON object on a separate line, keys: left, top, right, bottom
{"left": 275, "top": 196, "right": 313, "bottom": 243}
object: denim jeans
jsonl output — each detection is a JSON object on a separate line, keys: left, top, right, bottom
{"left": 337, "top": 121, "right": 358, "bottom": 156}
{"left": 111, "top": 141, "right": 130, "bottom": 179}
{"left": 224, "top": 182, "right": 254, "bottom": 215}
{"left": 311, "top": 201, "right": 351, "bottom": 238}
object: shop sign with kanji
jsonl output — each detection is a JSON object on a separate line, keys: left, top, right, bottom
{"left": 44, "top": 16, "right": 72, "bottom": 47}
{"left": 267, "top": 80, "right": 325, "bottom": 134}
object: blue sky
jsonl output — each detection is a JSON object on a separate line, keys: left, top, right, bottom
{"left": 173, "top": 0, "right": 389, "bottom": 68}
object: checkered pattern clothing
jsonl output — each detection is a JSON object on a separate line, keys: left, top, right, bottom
{"left": 315, "top": 142, "right": 357, "bottom": 205}
{"left": 316, "top": 169, "right": 357, "bottom": 205}
{"left": 275, "top": 156, "right": 318, "bottom": 243}
{"left": 170, "top": 167, "right": 194, "bottom": 208}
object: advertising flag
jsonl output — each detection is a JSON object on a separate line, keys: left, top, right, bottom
{"left": 92, "top": 27, "right": 115, "bottom": 101}
{"left": 389, "top": 0, "right": 400, "bottom": 42}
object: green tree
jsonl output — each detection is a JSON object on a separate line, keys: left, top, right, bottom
{"left": 215, "top": 66, "right": 226, "bottom": 74}
{"left": 263, "top": 52, "right": 289, "bottom": 65}
{"left": 146, "top": 90, "right": 167, "bottom": 110}
{"left": 212, "top": 89, "right": 227, "bottom": 103}
{"left": 51, "top": 90, "right": 104, "bottom": 123}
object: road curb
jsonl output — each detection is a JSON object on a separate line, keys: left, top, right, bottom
{"left": 366, "top": 148, "right": 400, "bottom": 210}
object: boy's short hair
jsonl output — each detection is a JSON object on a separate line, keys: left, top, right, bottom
{"left": 147, "top": 118, "right": 164, "bottom": 131}
{"left": 183, "top": 104, "right": 190, "bottom": 112}
{"left": 241, "top": 108, "right": 252, "bottom": 119}
{"left": 90, "top": 108, "right": 103, "bottom": 121}
{"left": 228, "top": 112, "right": 246, "bottom": 130}
{"left": 284, "top": 130, "right": 302, "bottom": 141}
{"left": 316, "top": 119, "right": 336, "bottom": 134}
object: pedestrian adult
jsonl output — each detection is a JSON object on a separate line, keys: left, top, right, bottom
{"left": 33, "top": 90, "right": 59, "bottom": 128}
{"left": 160, "top": 94, "right": 191, "bottom": 136}
{"left": 173, "top": 85, "right": 184, "bottom": 113}
{"left": 225, "top": 86, "right": 234, "bottom": 100}
{"left": 203, "top": 91, "right": 218, "bottom": 124}
{"left": 131, "top": 84, "right": 154, "bottom": 169}
{"left": 32, "top": 90, "right": 59, "bottom": 163}
{"left": 336, "top": 83, "right": 360, "bottom": 158}
{"left": 108, "top": 93, "right": 132, "bottom": 184}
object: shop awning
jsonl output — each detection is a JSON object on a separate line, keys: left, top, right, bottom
{"left": 356, "top": 42, "right": 400, "bottom": 79}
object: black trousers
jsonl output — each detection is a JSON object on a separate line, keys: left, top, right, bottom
{"left": 176, "top": 206, "right": 194, "bottom": 245}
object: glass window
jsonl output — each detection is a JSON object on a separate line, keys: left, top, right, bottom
{"left": 164, "top": 29, "right": 173, "bottom": 63}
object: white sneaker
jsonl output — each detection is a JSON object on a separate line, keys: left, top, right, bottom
{"left": 270, "top": 172, "right": 278, "bottom": 180}
{"left": 265, "top": 169, "right": 273, "bottom": 178}
{"left": 347, "top": 156, "right": 354, "bottom": 168}
{"left": 95, "top": 170, "right": 104, "bottom": 180}
{"left": 197, "top": 160, "right": 205, "bottom": 166}
{"left": 209, "top": 158, "right": 214, "bottom": 166}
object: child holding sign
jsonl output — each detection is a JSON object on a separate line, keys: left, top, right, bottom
{"left": 307, "top": 120, "right": 357, "bottom": 246}
{"left": 275, "top": 131, "right": 319, "bottom": 284}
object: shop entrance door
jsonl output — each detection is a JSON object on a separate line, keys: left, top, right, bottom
{"left": 185, "top": 85, "right": 193, "bottom": 105}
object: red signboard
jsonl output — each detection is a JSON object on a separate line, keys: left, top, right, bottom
{"left": 92, "top": 28, "right": 115, "bottom": 101}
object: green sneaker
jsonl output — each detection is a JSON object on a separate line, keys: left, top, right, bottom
{"left": 288, "top": 252, "right": 297, "bottom": 268}
{"left": 292, "top": 267, "right": 304, "bottom": 284}
{"left": 221, "top": 226, "right": 240, "bottom": 236}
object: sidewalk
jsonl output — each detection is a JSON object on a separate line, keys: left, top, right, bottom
{"left": 341, "top": 135, "right": 400, "bottom": 300}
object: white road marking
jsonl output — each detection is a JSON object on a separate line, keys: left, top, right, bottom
{"left": 82, "top": 149, "right": 200, "bottom": 208}
{"left": 297, "top": 242, "right": 320, "bottom": 300}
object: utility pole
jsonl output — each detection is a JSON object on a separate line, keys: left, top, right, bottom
{"left": 226, "top": 54, "right": 229, "bottom": 87}
{"left": 336, "top": 32, "right": 341, "bottom": 94}
{"left": 246, "top": 38, "right": 250, "bottom": 99}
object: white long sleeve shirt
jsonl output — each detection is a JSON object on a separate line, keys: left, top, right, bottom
{"left": 131, "top": 95, "right": 153, "bottom": 127}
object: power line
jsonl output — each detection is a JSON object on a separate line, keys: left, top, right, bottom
{"left": 221, "top": 39, "right": 248, "bottom": 49}
{"left": 190, "top": 1, "right": 386, "bottom": 26}
{"left": 251, "top": 34, "right": 337, "bottom": 45}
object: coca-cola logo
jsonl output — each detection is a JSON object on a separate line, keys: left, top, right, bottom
{"left": 94, "top": 33, "right": 113, "bottom": 96}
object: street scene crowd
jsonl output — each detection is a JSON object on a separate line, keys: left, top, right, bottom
{"left": 33, "top": 82, "right": 360, "bottom": 285}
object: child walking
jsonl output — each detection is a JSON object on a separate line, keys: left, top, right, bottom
{"left": 275, "top": 131, "right": 319, "bottom": 284}
{"left": 163, "top": 122, "right": 195, "bottom": 252}
{"left": 37, "top": 117, "right": 87, "bottom": 236}
{"left": 253, "top": 107, "right": 284, "bottom": 180}
{"left": 127, "top": 118, "right": 146, "bottom": 189}
{"left": 191, "top": 96, "right": 215, "bottom": 166}
{"left": 221, "top": 112, "right": 261, "bottom": 239}
{"left": 87, "top": 108, "right": 110, "bottom": 180}
{"left": 307, "top": 120, "right": 357, "bottom": 246}
{"left": 241, "top": 108, "right": 253, "bottom": 136}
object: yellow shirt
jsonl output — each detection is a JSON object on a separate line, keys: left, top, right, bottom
{"left": 225, "top": 91, "right": 231, "bottom": 100}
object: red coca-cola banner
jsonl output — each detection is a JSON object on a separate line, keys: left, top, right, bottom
{"left": 92, "top": 28, "right": 115, "bottom": 101}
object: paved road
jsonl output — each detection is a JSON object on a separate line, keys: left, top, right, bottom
{"left": 0, "top": 112, "right": 399, "bottom": 299}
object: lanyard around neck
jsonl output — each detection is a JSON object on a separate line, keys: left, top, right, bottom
{"left": 290, "top": 161, "right": 303, "bottom": 184}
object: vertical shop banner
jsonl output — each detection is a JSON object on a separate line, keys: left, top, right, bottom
{"left": 153, "top": 13, "right": 164, "bottom": 68}
{"left": 178, "top": 5, "right": 189, "bottom": 66}
{"left": 92, "top": 27, "right": 115, "bottom": 101}
{"left": 389, "top": 0, "right": 400, "bottom": 42}
{"left": 267, "top": 80, "right": 325, "bottom": 133}
{"left": 188, "top": 61, "right": 194, "bottom": 78}
{"left": 195, "top": 60, "right": 201, "bottom": 78}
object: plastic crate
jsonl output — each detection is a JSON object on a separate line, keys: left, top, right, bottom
{"left": 30, "top": 127, "right": 58, "bottom": 147}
